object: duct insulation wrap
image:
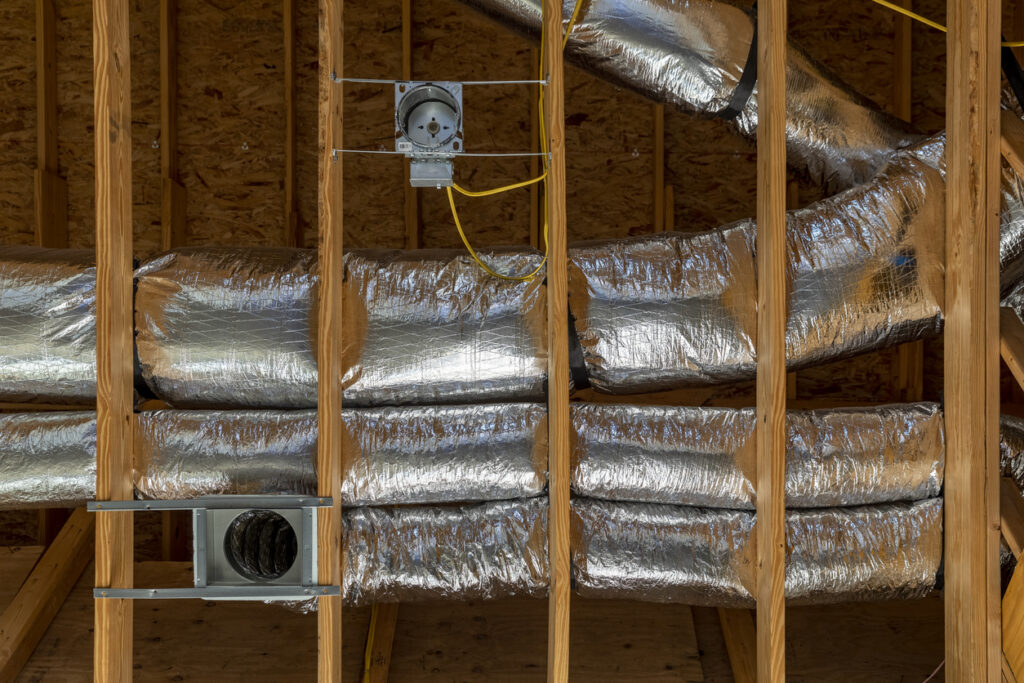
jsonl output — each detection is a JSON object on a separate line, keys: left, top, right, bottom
{"left": 568, "top": 150, "right": 945, "bottom": 393}
{"left": 0, "top": 411, "right": 96, "bottom": 509}
{"left": 1001, "top": 413, "right": 1024, "bottom": 499}
{"left": 571, "top": 403, "right": 943, "bottom": 508}
{"left": 343, "top": 498, "right": 548, "bottom": 606}
{"left": 457, "top": 0, "right": 921, "bottom": 190}
{"left": 571, "top": 498, "right": 942, "bottom": 607}
{"left": 0, "top": 246, "right": 97, "bottom": 404}
{"left": 134, "top": 247, "right": 547, "bottom": 409}
{"left": 133, "top": 404, "right": 547, "bottom": 505}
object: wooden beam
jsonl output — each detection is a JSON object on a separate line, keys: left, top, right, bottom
{"left": 543, "top": 0, "right": 570, "bottom": 679}
{"left": 1002, "top": 308, "right": 1024, "bottom": 392}
{"left": 1002, "top": 478, "right": 1024, "bottom": 559}
{"left": 363, "top": 604, "right": 399, "bottom": 683}
{"left": 402, "top": 0, "right": 420, "bottom": 249}
{"left": 1003, "top": 109, "right": 1024, "bottom": 181}
{"left": 755, "top": 0, "right": 787, "bottom": 678}
{"left": 0, "top": 509, "right": 94, "bottom": 681}
{"left": 1006, "top": 562, "right": 1024, "bottom": 680}
{"left": 34, "top": 0, "right": 68, "bottom": 249}
{"left": 945, "top": 0, "right": 1001, "bottom": 673}
{"left": 653, "top": 104, "right": 664, "bottom": 232}
{"left": 160, "top": 0, "right": 186, "bottom": 251}
{"left": 36, "top": 508, "right": 70, "bottom": 546}
{"left": 285, "top": 0, "right": 301, "bottom": 248}
{"left": 318, "top": 0, "right": 344, "bottom": 678}
{"left": 717, "top": 608, "right": 756, "bottom": 683}
{"left": 93, "top": 0, "right": 135, "bottom": 679}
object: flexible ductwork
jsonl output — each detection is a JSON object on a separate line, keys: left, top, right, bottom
{"left": 0, "top": 246, "right": 97, "bottom": 405}
{"left": 343, "top": 498, "right": 549, "bottom": 606}
{"left": 571, "top": 497, "right": 942, "bottom": 606}
{"left": 0, "top": 411, "right": 96, "bottom": 508}
{"left": 457, "top": 0, "right": 921, "bottom": 190}
{"left": 135, "top": 247, "right": 547, "bottom": 409}
{"left": 572, "top": 402, "right": 944, "bottom": 508}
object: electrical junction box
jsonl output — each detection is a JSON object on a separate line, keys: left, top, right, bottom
{"left": 395, "top": 81, "right": 463, "bottom": 188}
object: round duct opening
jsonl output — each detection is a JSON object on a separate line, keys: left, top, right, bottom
{"left": 397, "top": 83, "right": 460, "bottom": 149}
{"left": 223, "top": 509, "right": 298, "bottom": 582}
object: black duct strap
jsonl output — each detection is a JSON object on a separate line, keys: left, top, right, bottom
{"left": 719, "top": 7, "right": 759, "bottom": 121}
{"left": 1003, "top": 39, "right": 1024, "bottom": 114}
{"left": 568, "top": 307, "right": 591, "bottom": 391}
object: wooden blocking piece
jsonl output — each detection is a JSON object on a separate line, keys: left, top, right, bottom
{"left": 945, "top": 0, "right": 1002, "bottom": 675}
{"left": 0, "top": 509, "right": 94, "bottom": 682}
{"left": 718, "top": 608, "right": 756, "bottom": 683}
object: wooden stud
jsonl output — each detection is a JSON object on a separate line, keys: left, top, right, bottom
{"left": 543, "top": 0, "right": 570, "bottom": 679}
{"left": 285, "top": 0, "right": 301, "bottom": 248}
{"left": 945, "top": 0, "right": 1001, "bottom": 673}
{"left": 0, "top": 509, "right": 94, "bottom": 681}
{"left": 402, "top": 0, "right": 420, "bottom": 249}
{"left": 717, "top": 608, "right": 756, "bottom": 683}
{"left": 93, "top": 1, "right": 135, "bottom": 679}
{"left": 34, "top": 0, "right": 68, "bottom": 249}
{"left": 318, "top": 0, "right": 344, "bottom": 678}
{"left": 755, "top": 0, "right": 787, "bottom": 678}
{"left": 363, "top": 604, "right": 400, "bottom": 683}
{"left": 160, "top": 0, "right": 186, "bottom": 251}
{"left": 653, "top": 104, "right": 665, "bottom": 232}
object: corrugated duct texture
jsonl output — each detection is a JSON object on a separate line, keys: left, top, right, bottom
{"left": 0, "top": 246, "right": 97, "bottom": 404}
{"left": 0, "top": 411, "right": 96, "bottom": 509}
{"left": 134, "top": 247, "right": 547, "bottom": 408}
{"left": 134, "top": 404, "right": 547, "bottom": 505}
{"left": 568, "top": 149, "right": 945, "bottom": 393}
{"left": 571, "top": 497, "right": 943, "bottom": 607}
{"left": 458, "top": 0, "right": 921, "bottom": 191}
{"left": 571, "top": 403, "right": 944, "bottom": 508}
{"left": 343, "top": 499, "right": 549, "bottom": 606}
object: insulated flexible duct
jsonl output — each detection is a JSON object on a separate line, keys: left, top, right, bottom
{"left": 0, "top": 411, "right": 96, "bottom": 508}
{"left": 0, "top": 246, "right": 97, "bottom": 405}
{"left": 343, "top": 498, "right": 549, "bottom": 606}
{"left": 571, "top": 497, "right": 942, "bottom": 606}
{"left": 571, "top": 403, "right": 944, "bottom": 508}
{"left": 457, "top": 0, "right": 921, "bottom": 190}
{"left": 134, "top": 404, "right": 547, "bottom": 504}
{"left": 135, "top": 247, "right": 547, "bottom": 409}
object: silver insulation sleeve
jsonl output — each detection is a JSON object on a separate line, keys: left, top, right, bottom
{"left": 133, "top": 404, "right": 546, "bottom": 505}
{"left": 134, "top": 247, "right": 320, "bottom": 409}
{"left": 571, "top": 498, "right": 942, "bottom": 606}
{"left": 568, "top": 151, "right": 945, "bottom": 393}
{"left": 571, "top": 403, "right": 943, "bottom": 508}
{"left": 0, "top": 246, "right": 97, "bottom": 404}
{"left": 0, "top": 411, "right": 96, "bottom": 509}
{"left": 135, "top": 247, "right": 547, "bottom": 408}
{"left": 343, "top": 498, "right": 548, "bottom": 606}
{"left": 457, "top": 0, "right": 921, "bottom": 190}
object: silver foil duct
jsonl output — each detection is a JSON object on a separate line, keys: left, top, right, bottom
{"left": 571, "top": 498, "right": 942, "bottom": 606}
{"left": 133, "top": 404, "right": 547, "bottom": 505}
{"left": 571, "top": 403, "right": 944, "bottom": 508}
{"left": 343, "top": 498, "right": 548, "bottom": 606}
{"left": 135, "top": 247, "right": 547, "bottom": 408}
{"left": 568, "top": 151, "right": 945, "bottom": 393}
{"left": 0, "top": 411, "right": 96, "bottom": 509}
{"left": 0, "top": 246, "right": 97, "bottom": 404}
{"left": 457, "top": 0, "right": 921, "bottom": 190}
{"left": 135, "top": 247, "right": 319, "bottom": 409}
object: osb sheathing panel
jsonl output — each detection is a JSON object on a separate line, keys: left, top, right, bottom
{"left": 0, "top": 0, "right": 965, "bottom": 401}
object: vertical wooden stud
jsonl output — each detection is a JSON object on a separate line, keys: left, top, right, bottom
{"left": 755, "top": 0, "right": 787, "bottom": 678}
{"left": 34, "top": 0, "right": 68, "bottom": 249}
{"left": 93, "top": 0, "right": 134, "bottom": 679}
{"left": 285, "top": 0, "right": 301, "bottom": 248}
{"left": 945, "top": 0, "right": 1001, "bottom": 674}
{"left": 318, "top": 0, "right": 344, "bottom": 678}
{"left": 653, "top": 103, "right": 665, "bottom": 232}
{"left": 160, "top": 0, "right": 186, "bottom": 251}
{"left": 543, "top": 0, "right": 570, "bottom": 680}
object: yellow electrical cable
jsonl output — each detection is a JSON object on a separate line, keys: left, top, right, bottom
{"left": 447, "top": 186, "right": 549, "bottom": 281}
{"left": 452, "top": 170, "right": 547, "bottom": 197}
{"left": 563, "top": 0, "right": 586, "bottom": 49}
{"left": 869, "top": 0, "right": 1024, "bottom": 46}
{"left": 361, "top": 604, "right": 380, "bottom": 683}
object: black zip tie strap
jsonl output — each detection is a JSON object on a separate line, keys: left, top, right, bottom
{"left": 719, "top": 5, "right": 759, "bottom": 121}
